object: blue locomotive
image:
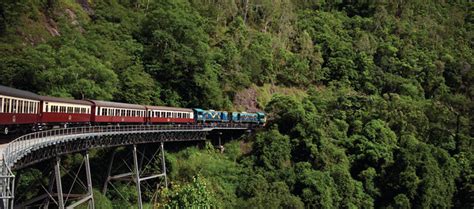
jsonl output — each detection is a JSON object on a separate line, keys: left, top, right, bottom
{"left": 194, "top": 108, "right": 266, "bottom": 124}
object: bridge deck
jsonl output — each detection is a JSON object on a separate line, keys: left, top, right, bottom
{"left": 0, "top": 124, "right": 251, "bottom": 168}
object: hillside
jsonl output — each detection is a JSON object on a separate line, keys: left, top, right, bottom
{"left": 1, "top": 0, "right": 473, "bottom": 208}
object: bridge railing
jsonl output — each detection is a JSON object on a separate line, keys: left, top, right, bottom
{"left": 3, "top": 123, "right": 253, "bottom": 168}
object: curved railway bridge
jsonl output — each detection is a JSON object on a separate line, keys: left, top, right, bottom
{"left": 0, "top": 124, "right": 254, "bottom": 209}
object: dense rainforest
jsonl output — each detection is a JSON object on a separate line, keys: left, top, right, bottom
{"left": 1, "top": 0, "right": 473, "bottom": 208}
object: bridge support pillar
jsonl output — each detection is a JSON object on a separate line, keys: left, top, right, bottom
{"left": 18, "top": 154, "right": 95, "bottom": 209}
{"left": 0, "top": 162, "right": 15, "bottom": 209}
{"left": 132, "top": 145, "right": 143, "bottom": 209}
{"left": 54, "top": 157, "right": 65, "bottom": 209}
{"left": 160, "top": 142, "right": 168, "bottom": 188}
{"left": 103, "top": 143, "right": 167, "bottom": 209}
{"left": 133, "top": 142, "right": 167, "bottom": 209}
{"left": 80, "top": 152, "right": 95, "bottom": 209}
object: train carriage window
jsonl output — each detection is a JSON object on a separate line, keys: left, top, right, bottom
{"left": 24, "top": 101, "right": 28, "bottom": 113}
{"left": 67, "top": 107, "right": 73, "bottom": 113}
{"left": 121, "top": 110, "right": 125, "bottom": 116}
{"left": 0, "top": 97, "right": 3, "bottom": 113}
{"left": 74, "top": 107, "right": 79, "bottom": 113}
{"left": 4, "top": 99, "right": 10, "bottom": 113}
{"left": 11, "top": 99, "right": 17, "bottom": 113}
{"left": 17, "top": 101, "right": 22, "bottom": 113}
{"left": 116, "top": 109, "right": 120, "bottom": 116}
{"left": 101, "top": 108, "right": 107, "bottom": 116}
{"left": 29, "top": 102, "right": 32, "bottom": 113}
{"left": 126, "top": 110, "right": 130, "bottom": 117}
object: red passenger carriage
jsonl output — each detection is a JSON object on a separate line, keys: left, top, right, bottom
{"left": 40, "top": 96, "right": 92, "bottom": 127}
{"left": 0, "top": 85, "right": 41, "bottom": 134}
{"left": 90, "top": 100, "right": 146, "bottom": 124}
{"left": 146, "top": 106, "right": 194, "bottom": 124}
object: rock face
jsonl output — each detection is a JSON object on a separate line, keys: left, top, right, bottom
{"left": 45, "top": 18, "right": 60, "bottom": 37}
{"left": 233, "top": 87, "right": 261, "bottom": 112}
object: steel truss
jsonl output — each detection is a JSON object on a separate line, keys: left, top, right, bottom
{"left": 14, "top": 152, "right": 94, "bottom": 209}
{"left": 0, "top": 161, "right": 14, "bottom": 209}
{"left": 0, "top": 124, "right": 253, "bottom": 209}
{"left": 103, "top": 143, "right": 167, "bottom": 209}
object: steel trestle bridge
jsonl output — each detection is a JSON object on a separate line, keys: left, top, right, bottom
{"left": 0, "top": 124, "right": 253, "bottom": 209}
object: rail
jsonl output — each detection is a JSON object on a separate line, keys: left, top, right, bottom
{"left": 2, "top": 123, "right": 253, "bottom": 168}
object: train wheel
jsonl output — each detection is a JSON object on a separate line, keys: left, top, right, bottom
{"left": 4, "top": 127, "right": 8, "bottom": 135}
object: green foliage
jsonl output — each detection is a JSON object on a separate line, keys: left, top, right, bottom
{"left": 2, "top": 0, "right": 473, "bottom": 208}
{"left": 156, "top": 175, "right": 216, "bottom": 208}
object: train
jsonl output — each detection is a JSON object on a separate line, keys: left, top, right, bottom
{"left": 0, "top": 85, "right": 266, "bottom": 135}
